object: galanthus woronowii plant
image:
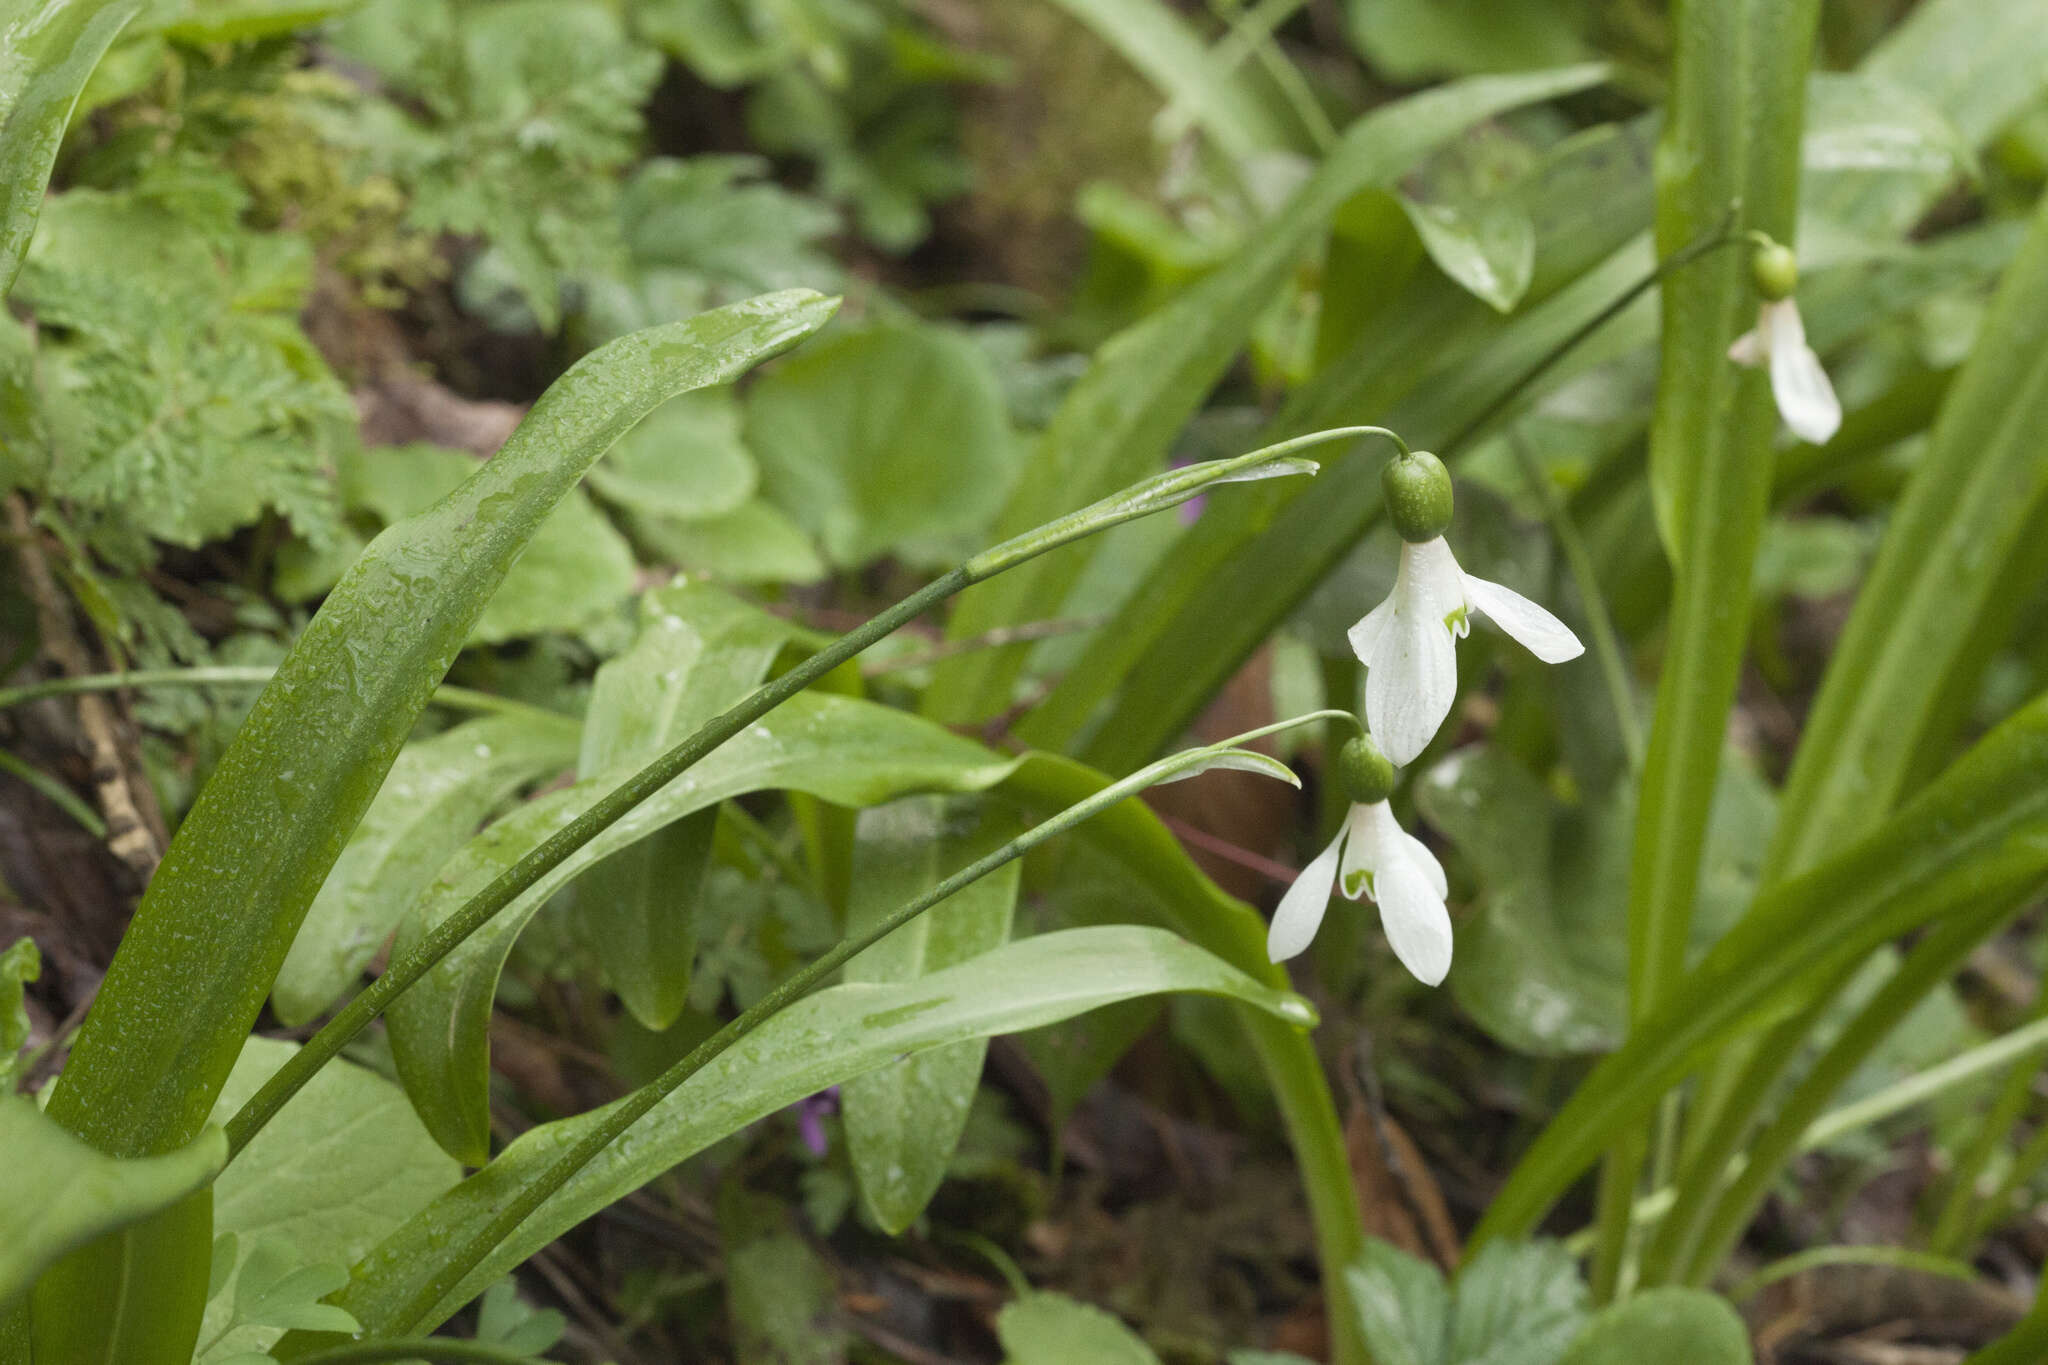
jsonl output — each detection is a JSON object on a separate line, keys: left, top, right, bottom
{"left": 1273, "top": 442, "right": 1584, "bottom": 985}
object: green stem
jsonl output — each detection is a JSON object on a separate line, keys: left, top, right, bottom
{"left": 0, "top": 666, "right": 562, "bottom": 727}
{"left": 223, "top": 430, "right": 1368, "bottom": 1159}
{"left": 0, "top": 746, "right": 106, "bottom": 837}
{"left": 1507, "top": 432, "right": 1642, "bottom": 770}
{"left": 1927, "top": 987, "right": 2048, "bottom": 1254}
{"left": 290, "top": 1342, "right": 545, "bottom": 1365}
{"left": 1951, "top": 1108, "right": 2048, "bottom": 1253}
{"left": 1726, "top": 1245, "right": 1977, "bottom": 1303}
{"left": 368, "top": 719, "right": 1339, "bottom": 1334}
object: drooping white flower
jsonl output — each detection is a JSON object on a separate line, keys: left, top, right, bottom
{"left": 1348, "top": 537, "right": 1584, "bottom": 767}
{"left": 1729, "top": 297, "right": 1841, "bottom": 445}
{"left": 1267, "top": 799, "right": 1451, "bottom": 984}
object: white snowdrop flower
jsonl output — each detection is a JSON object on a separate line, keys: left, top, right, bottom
{"left": 1348, "top": 450, "right": 1584, "bottom": 767}
{"left": 1267, "top": 736, "right": 1451, "bottom": 984}
{"left": 1728, "top": 238, "right": 1841, "bottom": 445}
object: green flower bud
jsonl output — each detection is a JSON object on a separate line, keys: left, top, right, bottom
{"left": 1751, "top": 240, "right": 1799, "bottom": 302}
{"left": 1382, "top": 449, "right": 1453, "bottom": 544}
{"left": 1335, "top": 734, "right": 1396, "bottom": 805}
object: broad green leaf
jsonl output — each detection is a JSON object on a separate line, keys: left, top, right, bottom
{"left": 1445, "top": 1241, "right": 1588, "bottom": 1364}
{"left": 0, "top": 1097, "right": 222, "bottom": 1308}
{"left": 572, "top": 583, "right": 796, "bottom": 1030}
{"left": 1556, "top": 1290, "right": 1750, "bottom": 1365}
{"left": 227, "top": 1244, "right": 358, "bottom": 1336}
{"left": 841, "top": 796, "right": 1022, "bottom": 1232}
{"left": 1342, "top": 0, "right": 1590, "bottom": 82}
{"left": 387, "top": 691, "right": 1018, "bottom": 1163}
{"left": 720, "top": 1184, "right": 846, "bottom": 1365}
{"left": 589, "top": 388, "right": 756, "bottom": 523}
{"left": 150, "top": 0, "right": 358, "bottom": 43}
{"left": 306, "top": 444, "right": 639, "bottom": 645}
{"left": 473, "top": 1280, "right": 564, "bottom": 1354}
{"left": 744, "top": 322, "right": 1016, "bottom": 569}
{"left": 1042, "top": 0, "right": 1301, "bottom": 161}
{"left": 1344, "top": 1238, "right": 1587, "bottom": 1365}
{"left": 272, "top": 714, "right": 583, "bottom": 1027}
{"left": 1399, "top": 192, "right": 1535, "bottom": 315}
{"left": 1476, "top": 693, "right": 2048, "bottom": 1244}
{"left": 1417, "top": 746, "right": 1774, "bottom": 1056}
{"left": 37, "top": 293, "right": 833, "bottom": 1343}
{"left": 0, "top": 0, "right": 148, "bottom": 295}
{"left": 997, "top": 1292, "right": 1161, "bottom": 1365}
{"left": 0, "top": 937, "right": 36, "bottom": 1085}
{"left": 194, "top": 1037, "right": 459, "bottom": 1361}
{"left": 1345, "top": 1241, "right": 1451, "bottom": 1365}
{"left": 623, "top": 496, "right": 827, "bottom": 584}
{"left": 924, "top": 64, "right": 1609, "bottom": 725}
{"left": 296, "top": 926, "right": 1314, "bottom": 1339}
{"left": 1769, "top": 193, "right": 2048, "bottom": 882}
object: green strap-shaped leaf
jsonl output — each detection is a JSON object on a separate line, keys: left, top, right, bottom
{"left": 285, "top": 925, "right": 1310, "bottom": 1343}
{"left": 1473, "top": 691, "right": 2048, "bottom": 1245}
{"left": 47, "top": 289, "right": 836, "bottom": 1160}
{"left": 1768, "top": 192, "right": 2048, "bottom": 881}
{"left": 0, "top": 0, "right": 147, "bottom": 296}
{"left": 841, "top": 795, "right": 1022, "bottom": 1233}
{"left": 387, "top": 691, "right": 1020, "bottom": 1164}
{"left": 1024, "top": 119, "right": 1657, "bottom": 766}
{"left": 922, "top": 63, "right": 1607, "bottom": 725}
{"left": 32, "top": 291, "right": 833, "bottom": 1356}
{"left": 1630, "top": 0, "right": 1820, "bottom": 1025}
{"left": 572, "top": 583, "right": 795, "bottom": 1031}
{"left": 0, "top": 1097, "right": 222, "bottom": 1309}
{"left": 271, "top": 713, "right": 584, "bottom": 1027}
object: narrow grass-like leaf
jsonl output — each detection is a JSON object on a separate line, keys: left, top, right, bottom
{"left": 841, "top": 796, "right": 1022, "bottom": 1233}
{"left": 288, "top": 927, "right": 1310, "bottom": 1341}
{"left": 923, "top": 64, "right": 1607, "bottom": 725}
{"left": 1473, "top": 693, "right": 2048, "bottom": 1246}
{"left": 1768, "top": 193, "right": 2048, "bottom": 881}
{"left": 272, "top": 714, "right": 583, "bottom": 1027}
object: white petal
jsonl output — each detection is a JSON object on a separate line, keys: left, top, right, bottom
{"left": 1463, "top": 575, "right": 1585, "bottom": 664}
{"left": 1374, "top": 853, "right": 1454, "bottom": 986}
{"left": 1268, "top": 829, "right": 1345, "bottom": 963}
{"left": 1347, "top": 592, "right": 1395, "bottom": 663}
{"left": 1401, "top": 831, "right": 1449, "bottom": 900}
{"left": 1363, "top": 606, "right": 1458, "bottom": 766}
{"left": 1765, "top": 302, "right": 1841, "bottom": 444}
{"left": 1337, "top": 803, "right": 1381, "bottom": 900}
{"left": 1727, "top": 322, "right": 1766, "bottom": 367}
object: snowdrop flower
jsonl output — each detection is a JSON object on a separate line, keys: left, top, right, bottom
{"left": 1268, "top": 735, "right": 1451, "bottom": 984}
{"left": 1348, "top": 449, "right": 1584, "bottom": 766}
{"left": 1728, "top": 237, "right": 1841, "bottom": 445}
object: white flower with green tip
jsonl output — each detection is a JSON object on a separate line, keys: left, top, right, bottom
{"left": 1729, "top": 237, "right": 1841, "bottom": 446}
{"left": 1349, "top": 451, "right": 1584, "bottom": 767}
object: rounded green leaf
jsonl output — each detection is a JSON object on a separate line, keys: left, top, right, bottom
{"left": 1556, "top": 1289, "right": 1750, "bottom": 1365}
{"left": 744, "top": 321, "right": 1016, "bottom": 568}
